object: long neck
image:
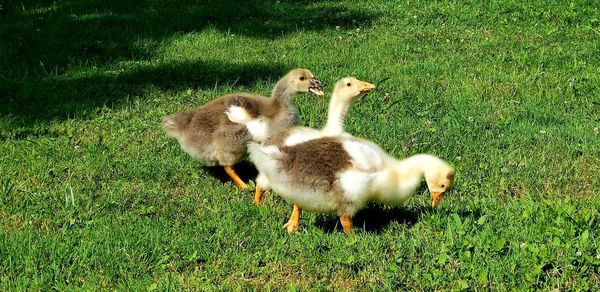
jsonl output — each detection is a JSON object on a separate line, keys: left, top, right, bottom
{"left": 322, "top": 94, "right": 351, "bottom": 135}
{"left": 271, "top": 79, "right": 296, "bottom": 107}
{"left": 370, "top": 157, "right": 427, "bottom": 203}
{"left": 371, "top": 168, "right": 399, "bottom": 196}
{"left": 268, "top": 78, "right": 299, "bottom": 131}
{"left": 396, "top": 155, "right": 432, "bottom": 175}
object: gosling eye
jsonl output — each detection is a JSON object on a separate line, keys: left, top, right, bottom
{"left": 346, "top": 83, "right": 352, "bottom": 87}
{"left": 299, "top": 76, "right": 306, "bottom": 81}
{"left": 441, "top": 184, "right": 445, "bottom": 188}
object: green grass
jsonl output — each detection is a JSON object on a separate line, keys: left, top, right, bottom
{"left": 1, "top": 0, "right": 599, "bottom": 289}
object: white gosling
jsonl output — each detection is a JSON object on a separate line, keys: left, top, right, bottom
{"left": 248, "top": 136, "right": 455, "bottom": 234}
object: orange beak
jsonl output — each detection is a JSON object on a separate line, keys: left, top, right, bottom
{"left": 431, "top": 191, "right": 445, "bottom": 208}
{"left": 357, "top": 81, "right": 376, "bottom": 93}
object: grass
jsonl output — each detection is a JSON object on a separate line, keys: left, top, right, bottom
{"left": 1, "top": 0, "right": 599, "bottom": 289}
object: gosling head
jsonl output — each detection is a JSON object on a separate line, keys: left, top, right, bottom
{"left": 422, "top": 156, "right": 455, "bottom": 208}
{"left": 284, "top": 68, "right": 325, "bottom": 96}
{"left": 332, "top": 77, "right": 376, "bottom": 104}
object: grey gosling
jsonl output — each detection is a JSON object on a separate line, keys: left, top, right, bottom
{"left": 162, "top": 68, "right": 324, "bottom": 188}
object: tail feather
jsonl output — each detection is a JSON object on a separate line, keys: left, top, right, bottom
{"left": 248, "top": 143, "right": 285, "bottom": 176}
{"left": 162, "top": 116, "right": 180, "bottom": 138}
{"left": 249, "top": 143, "right": 284, "bottom": 159}
{"left": 162, "top": 111, "right": 193, "bottom": 139}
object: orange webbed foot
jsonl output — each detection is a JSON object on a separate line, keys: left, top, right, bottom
{"left": 283, "top": 204, "right": 302, "bottom": 233}
{"left": 224, "top": 165, "right": 248, "bottom": 189}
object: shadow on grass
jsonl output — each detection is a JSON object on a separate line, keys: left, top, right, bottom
{"left": 7, "top": 60, "right": 287, "bottom": 126}
{"left": 0, "top": 0, "right": 378, "bottom": 125}
{"left": 202, "top": 160, "right": 259, "bottom": 186}
{"left": 315, "top": 202, "right": 484, "bottom": 234}
{"left": 315, "top": 204, "right": 428, "bottom": 234}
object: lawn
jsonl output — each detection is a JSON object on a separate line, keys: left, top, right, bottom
{"left": 1, "top": 0, "right": 599, "bottom": 290}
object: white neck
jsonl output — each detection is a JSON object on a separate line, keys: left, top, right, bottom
{"left": 395, "top": 154, "right": 433, "bottom": 174}
{"left": 322, "top": 96, "right": 351, "bottom": 135}
{"left": 369, "top": 156, "right": 431, "bottom": 204}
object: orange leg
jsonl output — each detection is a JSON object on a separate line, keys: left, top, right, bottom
{"left": 283, "top": 204, "right": 302, "bottom": 233}
{"left": 224, "top": 165, "right": 247, "bottom": 189}
{"left": 254, "top": 184, "right": 265, "bottom": 205}
{"left": 340, "top": 215, "right": 353, "bottom": 235}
